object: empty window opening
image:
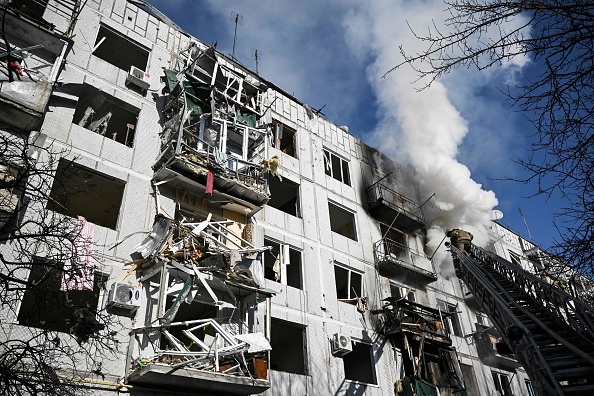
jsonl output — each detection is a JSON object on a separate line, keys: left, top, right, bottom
{"left": 263, "top": 239, "right": 302, "bottom": 289}
{"left": 268, "top": 177, "right": 300, "bottom": 217}
{"left": 492, "top": 371, "right": 514, "bottom": 396}
{"left": 334, "top": 264, "right": 363, "bottom": 301}
{"left": 93, "top": 25, "right": 149, "bottom": 72}
{"left": 270, "top": 319, "right": 307, "bottom": 374}
{"left": 460, "top": 364, "right": 480, "bottom": 396}
{"left": 272, "top": 120, "right": 297, "bottom": 158}
{"left": 47, "top": 160, "right": 125, "bottom": 230}
{"left": 18, "top": 260, "right": 104, "bottom": 334}
{"left": 323, "top": 149, "right": 350, "bottom": 185}
{"left": 437, "top": 299, "right": 463, "bottom": 337}
{"left": 343, "top": 341, "right": 376, "bottom": 384}
{"left": 328, "top": 202, "right": 357, "bottom": 241}
{"left": 72, "top": 84, "right": 139, "bottom": 147}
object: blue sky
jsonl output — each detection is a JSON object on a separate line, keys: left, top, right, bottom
{"left": 146, "top": 0, "right": 565, "bottom": 249}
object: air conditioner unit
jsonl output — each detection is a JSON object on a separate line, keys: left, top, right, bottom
{"left": 331, "top": 333, "right": 352, "bottom": 357}
{"left": 126, "top": 66, "right": 150, "bottom": 91}
{"left": 107, "top": 282, "right": 141, "bottom": 311}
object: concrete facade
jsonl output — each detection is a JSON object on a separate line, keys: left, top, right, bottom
{"left": 0, "top": 1, "right": 556, "bottom": 395}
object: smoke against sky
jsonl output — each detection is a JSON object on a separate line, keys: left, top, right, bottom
{"left": 146, "top": 0, "right": 561, "bottom": 251}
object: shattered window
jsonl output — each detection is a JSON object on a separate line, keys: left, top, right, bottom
{"left": 268, "top": 177, "right": 300, "bottom": 217}
{"left": 263, "top": 239, "right": 302, "bottom": 289}
{"left": 47, "top": 159, "right": 125, "bottom": 230}
{"left": 271, "top": 120, "right": 297, "bottom": 158}
{"left": 328, "top": 202, "right": 357, "bottom": 241}
{"left": 334, "top": 264, "right": 363, "bottom": 301}
{"left": 509, "top": 251, "right": 522, "bottom": 266}
{"left": 270, "top": 319, "right": 307, "bottom": 374}
{"left": 437, "top": 299, "right": 463, "bottom": 337}
{"left": 18, "top": 260, "right": 105, "bottom": 334}
{"left": 391, "top": 285, "right": 415, "bottom": 302}
{"left": 343, "top": 340, "right": 376, "bottom": 384}
{"left": 93, "top": 24, "right": 149, "bottom": 72}
{"left": 323, "top": 149, "right": 350, "bottom": 186}
{"left": 71, "top": 85, "right": 139, "bottom": 147}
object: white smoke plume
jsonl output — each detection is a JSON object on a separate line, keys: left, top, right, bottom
{"left": 343, "top": 0, "right": 528, "bottom": 269}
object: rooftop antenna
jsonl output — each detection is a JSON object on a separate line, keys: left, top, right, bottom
{"left": 231, "top": 12, "right": 243, "bottom": 61}
{"left": 519, "top": 208, "right": 533, "bottom": 242}
{"left": 255, "top": 49, "right": 259, "bottom": 74}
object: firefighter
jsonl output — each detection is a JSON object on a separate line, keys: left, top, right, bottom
{"left": 446, "top": 228, "right": 473, "bottom": 254}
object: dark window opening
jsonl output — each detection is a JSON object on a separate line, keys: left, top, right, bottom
{"left": 343, "top": 341, "right": 376, "bottom": 384}
{"left": 272, "top": 120, "right": 297, "bottom": 158}
{"left": 47, "top": 160, "right": 125, "bottom": 230}
{"left": 263, "top": 239, "right": 302, "bottom": 289}
{"left": 328, "top": 202, "right": 357, "bottom": 241}
{"left": 460, "top": 364, "right": 480, "bottom": 396}
{"left": 391, "top": 285, "right": 415, "bottom": 302}
{"left": 323, "top": 149, "right": 350, "bottom": 185}
{"left": 437, "top": 299, "right": 463, "bottom": 337}
{"left": 381, "top": 224, "right": 407, "bottom": 257}
{"left": 93, "top": 25, "right": 149, "bottom": 72}
{"left": 18, "top": 260, "right": 104, "bottom": 334}
{"left": 525, "top": 380, "right": 537, "bottom": 396}
{"left": 268, "top": 177, "right": 300, "bottom": 217}
{"left": 270, "top": 319, "right": 307, "bottom": 374}
{"left": 492, "top": 371, "right": 514, "bottom": 396}
{"left": 334, "top": 264, "right": 363, "bottom": 301}
{"left": 72, "top": 85, "right": 139, "bottom": 147}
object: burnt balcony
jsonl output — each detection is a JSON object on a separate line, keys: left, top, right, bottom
{"left": 0, "top": 9, "right": 72, "bottom": 130}
{"left": 373, "top": 238, "right": 437, "bottom": 281}
{"left": 366, "top": 181, "right": 425, "bottom": 232}
{"left": 473, "top": 324, "right": 521, "bottom": 370}
{"left": 375, "top": 298, "right": 452, "bottom": 347}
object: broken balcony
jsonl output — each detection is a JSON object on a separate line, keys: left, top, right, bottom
{"left": 366, "top": 181, "right": 425, "bottom": 232}
{"left": 373, "top": 238, "right": 437, "bottom": 281}
{"left": 153, "top": 50, "right": 271, "bottom": 217}
{"left": 473, "top": 324, "right": 521, "bottom": 370}
{"left": 0, "top": 8, "right": 72, "bottom": 130}
{"left": 125, "top": 216, "right": 275, "bottom": 394}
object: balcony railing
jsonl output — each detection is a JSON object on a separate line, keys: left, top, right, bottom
{"left": 373, "top": 238, "right": 437, "bottom": 281}
{"left": 366, "top": 181, "right": 425, "bottom": 231}
{"left": 473, "top": 323, "right": 521, "bottom": 369}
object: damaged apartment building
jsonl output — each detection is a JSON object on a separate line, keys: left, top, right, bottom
{"left": 1, "top": 1, "right": 593, "bottom": 395}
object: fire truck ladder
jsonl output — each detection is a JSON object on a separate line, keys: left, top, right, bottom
{"left": 451, "top": 244, "right": 594, "bottom": 395}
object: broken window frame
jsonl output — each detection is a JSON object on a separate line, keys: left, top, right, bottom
{"left": 525, "top": 380, "right": 537, "bottom": 396}
{"left": 390, "top": 283, "right": 416, "bottom": 303}
{"left": 323, "top": 149, "right": 351, "bottom": 186}
{"left": 492, "top": 371, "right": 515, "bottom": 396}
{"left": 328, "top": 201, "right": 358, "bottom": 241}
{"left": 271, "top": 119, "right": 297, "bottom": 158}
{"left": 342, "top": 339, "right": 377, "bottom": 385}
{"left": 334, "top": 263, "right": 364, "bottom": 303}
{"left": 436, "top": 299, "right": 464, "bottom": 338}
{"left": 263, "top": 238, "right": 303, "bottom": 289}
{"left": 92, "top": 23, "right": 150, "bottom": 72}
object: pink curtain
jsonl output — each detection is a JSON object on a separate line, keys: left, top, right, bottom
{"left": 206, "top": 169, "right": 214, "bottom": 196}
{"left": 61, "top": 216, "right": 95, "bottom": 291}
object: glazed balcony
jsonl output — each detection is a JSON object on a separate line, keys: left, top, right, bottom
{"left": 373, "top": 238, "right": 437, "bottom": 281}
{"left": 473, "top": 324, "right": 521, "bottom": 369}
{"left": 366, "top": 181, "right": 425, "bottom": 232}
{"left": 0, "top": 9, "right": 71, "bottom": 130}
